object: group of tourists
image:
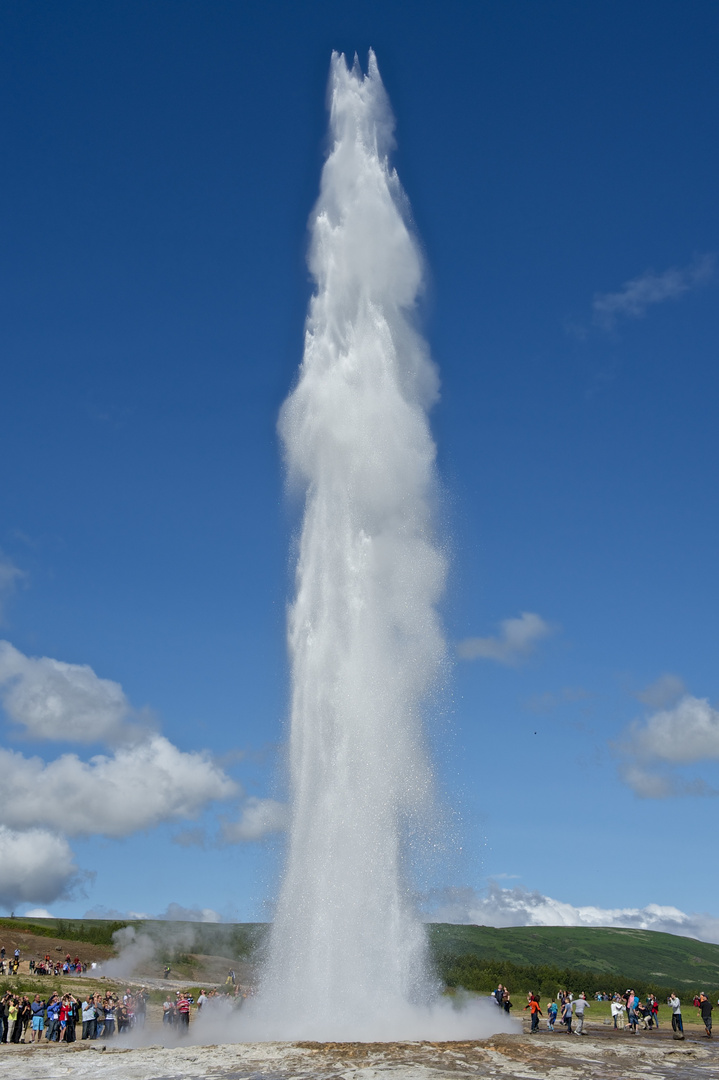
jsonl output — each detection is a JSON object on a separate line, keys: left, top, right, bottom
{"left": 609, "top": 990, "right": 660, "bottom": 1032}
{"left": 0, "top": 988, "right": 148, "bottom": 1043}
{"left": 0, "top": 946, "right": 90, "bottom": 978}
{"left": 493, "top": 984, "right": 715, "bottom": 1038}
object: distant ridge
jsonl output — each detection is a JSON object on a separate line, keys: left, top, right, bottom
{"left": 4, "top": 917, "right": 718, "bottom": 992}
{"left": 428, "top": 923, "right": 719, "bottom": 989}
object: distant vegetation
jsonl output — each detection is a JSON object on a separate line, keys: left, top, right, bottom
{"left": 3, "top": 917, "right": 718, "bottom": 998}
{"left": 428, "top": 924, "right": 719, "bottom": 998}
{"left": 0, "top": 917, "right": 129, "bottom": 946}
{"left": 436, "top": 953, "right": 682, "bottom": 1000}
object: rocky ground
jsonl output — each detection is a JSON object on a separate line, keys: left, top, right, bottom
{"left": 1, "top": 1024, "right": 717, "bottom": 1079}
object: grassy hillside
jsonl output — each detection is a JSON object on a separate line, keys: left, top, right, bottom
{"left": 2, "top": 917, "right": 718, "bottom": 995}
{"left": 428, "top": 923, "right": 719, "bottom": 990}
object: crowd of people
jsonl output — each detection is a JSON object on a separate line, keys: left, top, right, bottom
{"left": 0, "top": 946, "right": 92, "bottom": 978}
{"left": 492, "top": 984, "right": 715, "bottom": 1038}
{"left": 0, "top": 987, "right": 149, "bottom": 1043}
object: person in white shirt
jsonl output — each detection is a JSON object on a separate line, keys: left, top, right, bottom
{"left": 669, "top": 993, "right": 683, "bottom": 1033}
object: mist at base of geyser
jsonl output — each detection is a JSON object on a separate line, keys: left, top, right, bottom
{"left": 101, "top": 995, "right": 520, "bottom": 1049}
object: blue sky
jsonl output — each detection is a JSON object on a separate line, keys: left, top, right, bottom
{"left": 1, "top": 1, "right": 718, "bottom": 934}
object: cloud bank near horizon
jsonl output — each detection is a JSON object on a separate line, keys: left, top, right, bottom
{"left": 426, "top": 882, "right": 719, "bottom": 945}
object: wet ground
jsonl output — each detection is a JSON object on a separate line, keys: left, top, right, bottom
{"left": 1, "top": 1024, "right": 716, "bottom": 1079}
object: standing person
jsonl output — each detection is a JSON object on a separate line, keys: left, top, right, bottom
{"left": 649, "top": 995, "right": 659, "bottom": 1028}
{"left": 45, "top": 994, "right": 61, "bottom": 1041}
{"left": 524, "top": 993, "right": 542, "bottom": 1033}
{"left": 102, "top": 997, "right": 115, "bottom": 1038}
{"left": 0, "top": 993, "right": 9, "bottom": 1043}
{"left": 163, "top": 994, "right": 175, "bottom": 1025}
{"left": 561, "top": 996, "right": 573, "bottom": 1034}
{"left": 698, "top": 993, "right": 713, "bottom": 1038}
{"left": 494, "top": 984, "right": 504, "bottom": 1007}
{"left": 547, "top": 999, "right": 557, "bottom": 1031}
{"left": 502, "top": 989, "right": 513, "bottom": 1016}
{"left": 135, "top": 990, "right": 147, "bottom": 1029}
{"left": 81, "top": 995, "right": 96, "bottom": 1040}
{"left": 573, "top": 993, "right": 590, "bottom": 1035}
{"left": 64, "top": 995, "right": 78, "bottom": 1043}
{"left": 177, "top": 992, "right": 191, "bottom": 1029}
{"left": 7, "top": 998, "right": 20, "bottom": 1043}
{"left": 669, "top": 992, "right": 683, "bottom": 1034}
{"left": 94, "top": 996, "right": 104, "bottom": 1039}
{"left": 30, "top": 996, "right": 45, "bottom": 1042}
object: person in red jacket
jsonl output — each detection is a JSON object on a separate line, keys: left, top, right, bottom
{"left": 524, "top": 993, "right": 543, "bottom": 1033}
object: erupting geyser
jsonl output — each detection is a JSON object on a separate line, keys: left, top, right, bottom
{"left": 249, "top": 51, "right": 511, "bottom": 1043}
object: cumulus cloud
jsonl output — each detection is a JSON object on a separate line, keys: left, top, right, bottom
{"left": 592, "top": 253, "right": 714, "bottom": 330}
{"left": 0, "top": 640, "right": 150, "bottom": 744}
{"left": 0, "top": 555, "right": 25, "bottom": 625}
{"left": 0, "top": 640, "right": 248, "bottom": 909}
{"left": 617, "top": 693, "right": 719, "bottom": 798}
{"left": 457, "top": 613, "right": 554, "bottom": 665}
{"left": 221, "top": 797, "right": 288, "bottom": 843}
{"left": 635, "top": 673, "right": 686, "bottom": 709}
{"left": 24, "top": 908, "right": 54, "bottom": 918}
{"left": 426, "top": 882, "right": 719, "bottom": 944}
{"left": 625, "top": 695, "right": 719, "bottom": 765}
{"left": 0, "top": 826, "right": 78, "bottom": 910}
{"left": 0, "top": 736, "right": 238, "bottom": 837}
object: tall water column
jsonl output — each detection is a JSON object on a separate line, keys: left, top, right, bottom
{"left": 259, "top": 50, "right": 447, "bottom": 1039}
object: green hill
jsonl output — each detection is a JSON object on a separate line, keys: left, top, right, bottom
{"left": 4, "top": 916, "right": 718, "bottom": 994}
{"left": 428, "top": 923, "right": 719, "bottom": 992}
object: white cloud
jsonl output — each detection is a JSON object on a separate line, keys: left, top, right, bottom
{"left": 617, "top": 694, "right": 719, "bottom": 799}
{"left": 0, "top": 826, "right": 78, "bottom": 910}
{"left": 0, "top": 640, "right": 150, "bottom": 744}
{"left": 426, "top": 882, "right": 719, "bottom": 944}
{"left": 156, "top": 902, "right": 222, "bottom": 923}
{"left": 0, "top": 555, "right": 25, "bottom": 625}
{"left": 626, "top": 695, "right": 719, "bottom": 765}
{"left": 221, "top": 797, "right": 288, "bottom": 843}
{"left": 635, "top": 674, "right": 686, "bottom": 709}
{"left": 0, "top": 735, "right": 238, "bottom": 837}
{"left": 0, "top": 640, "right": 244, "bottom": 908}
{"left": 24, "top": 908, "right": 54, "bottom": 918}
{"left": 592, "top": 253, "right": 714, "bottom": 330}
{"left": 457, "top": 612, "right": 553, "bottom": 665}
